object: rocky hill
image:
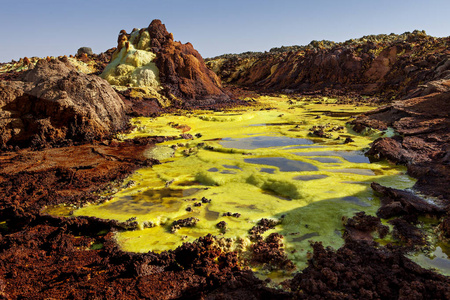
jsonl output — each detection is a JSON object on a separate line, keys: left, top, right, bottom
{"left": 0, "top": 20, "right": 237, "bottom": 149}
{"left": 206, "top": 31, "right": 450, "bottom": 99}
{"left": 101, "top": 19, "right": 231, "bottom": 109}
{"left": 0, "top": 58, "right": 128, "bottom": 149}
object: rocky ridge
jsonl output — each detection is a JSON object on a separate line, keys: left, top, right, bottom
{"left": 206, "top": 31, "right": 449, "bottom": 100}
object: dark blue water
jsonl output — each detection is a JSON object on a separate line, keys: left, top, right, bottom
{"left": 220, "top": 136, "right": 314, "bottom": 150}
{"left": 295, "top": 151, "right": 370, "bottom": 163}
{"left": 245, "top": 157, "right": 319, "bottom": 172}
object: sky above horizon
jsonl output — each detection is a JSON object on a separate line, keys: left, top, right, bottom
{"left": 1, "top": 0, "right": 449, "bottom": 63}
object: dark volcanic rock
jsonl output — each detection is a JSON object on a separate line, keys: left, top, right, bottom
{"left": 343, "top": 211, "right": 389, "bottom": 242}
{"left": 0, "top": 227, "right": 289, "bottom": 299}
{"left": 290, "top": 239, "right": 450, "bottom": 299}
{"left": 0, "top": 58, "right": 127, "bottom": 148}
{"left": 372, "top": 182, "right": 446, "bottom": 219}
{"left": 0, "top": 139, "right": 162, "bottom": 223}
{"left": 170, "top": 217, "right": 200, "bottom": 233}
{"left": 249, "top": 218, "right": 281, "bottom": 241}
{"left": 352, "top": 90, "right": 450, "bottom": 201}
{"left": 250, "top": 233, "right": 295, "bottom": 271}
{"left": 288, "top": 212, "right": 450, "bottom": 299}
{"left": 389, "top": 218, "right": 427, "bottom": 247}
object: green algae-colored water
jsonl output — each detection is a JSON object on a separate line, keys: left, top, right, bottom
{"left": 73, "top": 96, "right": 422, "bottom": 276}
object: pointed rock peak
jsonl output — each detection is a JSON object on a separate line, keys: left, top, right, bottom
{"left": 147, "top": 19, "right": 174, "bottom": 51}
{"left": 101, "top": 19, "right": 232, "bottom": 105}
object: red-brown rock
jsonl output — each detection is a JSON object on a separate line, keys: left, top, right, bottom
{"left": 0, "top": 58, "right": 128, "bottom": 148}
{"left": 148, "top": 20, "right": 231, "bottom": 105}
{"left": 207, "top": 33, "right": 450, "bottom": 99}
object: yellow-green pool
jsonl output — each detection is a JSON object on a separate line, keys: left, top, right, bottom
{"left": 73, "top": 96, "right": 419, "bottom": 275}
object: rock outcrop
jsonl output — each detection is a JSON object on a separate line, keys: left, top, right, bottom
{"left": 207, "top": 32, "right": 450, "bottom": 99}
{"left": 351, "top": 81, "right": 450, "bottom": 200}
{"left": 101, "top": 19, "right": 231, "bottom": 107}
{"left": 0, "top": 58, "right": 127, "bottom": 148}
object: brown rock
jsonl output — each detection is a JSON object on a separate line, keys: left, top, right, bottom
{"left": 0, "top": 58, "right": 127, "bottom": 148}
{"left": 250, "top": 233, "right": 295, "bottom": 271}
{"left": 372, "top": 182, "right": 446, "bottom": 219}
{"left": 290, "top": 239, "right": 450, "bottom": 299}
{"left": 0, "top": 139, "right": 160, "bottom": 221}
{"left": 147, "top": 19, "right": 231, "bottom": 104}
{"left": 388, "top": 218, "right": 427, "bottom": 247}
{"left": 343, "top": 212, "right": 389, "bottom": 242}
{"left": 352, "top": 90, "right": 450, "bottom": 201}
{"left": 207, "top": 33, "right": 449, "bottom": 98}
{"left": 364, "top": 46, "right": 398, "bottom": 81}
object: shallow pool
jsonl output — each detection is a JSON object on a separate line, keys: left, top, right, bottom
{"left": 73, "top": 96, "right": 417, "bottom": 276}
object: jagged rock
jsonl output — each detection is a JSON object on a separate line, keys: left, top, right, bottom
{"left": 343, "top": 212, "right": 389, "bottom": 242}
{"left": 170, "top": 217, "right": 199, "bottom": 233}
{"left": 248, "top": 218, "right": 281, "bottom": 241}
{"left": 0, "top": 58, "right": 127, "bottom": 148}
{"left": 290, "top": 239, "right": 450, "bottom": 299}
{"left": 250, "top": 233, "right": 295, "bottom": 271}
{"left": 207, "top": 33, "right": 449, "bottom": 98}
{"left": 388, "top": 218, "right": 427, "bottom": 247}
{"left": 101, "top": 19, "right": 231, "bottom": 106}
{"left": 351, "top": 89, "right": 450, "bottom": 201}
{"left": 372, "top": 182, "right": 446, "bottom": 219}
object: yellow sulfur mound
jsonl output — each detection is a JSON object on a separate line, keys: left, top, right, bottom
{"left": 100, "top": 29, "right": 163, "bottom": 100}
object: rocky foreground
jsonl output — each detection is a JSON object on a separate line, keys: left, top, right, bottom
{"left": 0, "top": 21, "right": 449, "bottom": 299}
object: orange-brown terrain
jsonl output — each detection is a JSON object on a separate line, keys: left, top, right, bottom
{"left": 0, "top": 21, "right": 449, "bottom": 299}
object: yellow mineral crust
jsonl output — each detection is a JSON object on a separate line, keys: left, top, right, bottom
{"left": 100, "top": 29, "right": 164, "bottom": 100}
{"left": 74, "top": 96, "right": 417, "bottom": 275}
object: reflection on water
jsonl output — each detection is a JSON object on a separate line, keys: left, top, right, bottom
{"left": 295, "top": 150, "right": 370, "bottom": 163}
{"left": 308, "top": 157, "right": 342, "bottom": 163}
{"left": 142, "top": 187, "right": 201, "bottom": 199}
{"left": 245, "top": 157, "right": 319, "bottom": 172}
{"left": 223, "top": 164, "right": 241, "bottom": 170}
{"left": 340, "top": 196, "right": 371, "bottom": 207}
{"left": 205, "top": 207, "right": 220, "bottom": 221}
{"left": 293, "top": 174, "right": 328, "bottom": 181}
{"left": 99, "top": 196, "right": 182, "bottom": 215}
{"left": 220, "top": 136, "right": 314, "bottom": 150}
{"left": 71, "top": 96, "right": 426, "bottom": 278}
{"left": 97, "top": 188, "right": 202, "bottom": 215}
{"left": 309, "top": 110, "right": 359, "bottom": 117}
{"left": 221, "top": 170, "right": 237, "bottom": 174}
{"left": 260, "top": 168, "right": 276, "bottom": 174}
{"left": 330, "top": 168, "right": 375, "bottom": 176}
{"left": 292, "top": 232, "right": 320, "bottom": 242}
{"left": 409, "top": 247, "right": 450, "bottom": 276}
{"left": 249, "top": 122, "right": 297, "bottom": 127}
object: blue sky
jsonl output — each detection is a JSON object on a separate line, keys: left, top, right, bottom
{"left": 1, "top": 0, "right": 449, "bottom": 62}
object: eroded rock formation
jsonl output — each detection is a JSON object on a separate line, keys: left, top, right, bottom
{"left": 290, "top": 239, "right": 450, "bottom": 299}
{"left": 0, "top": 58, "right": 128, "bottom": 148}
{"left": 207, "top": 32, "right": 450, "bottom": 99}
{"left": 101, "top": 19, "right": 231, "bottom": 107}
{"left": 351, "top": 82, "right": 450, "bottom": 200}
